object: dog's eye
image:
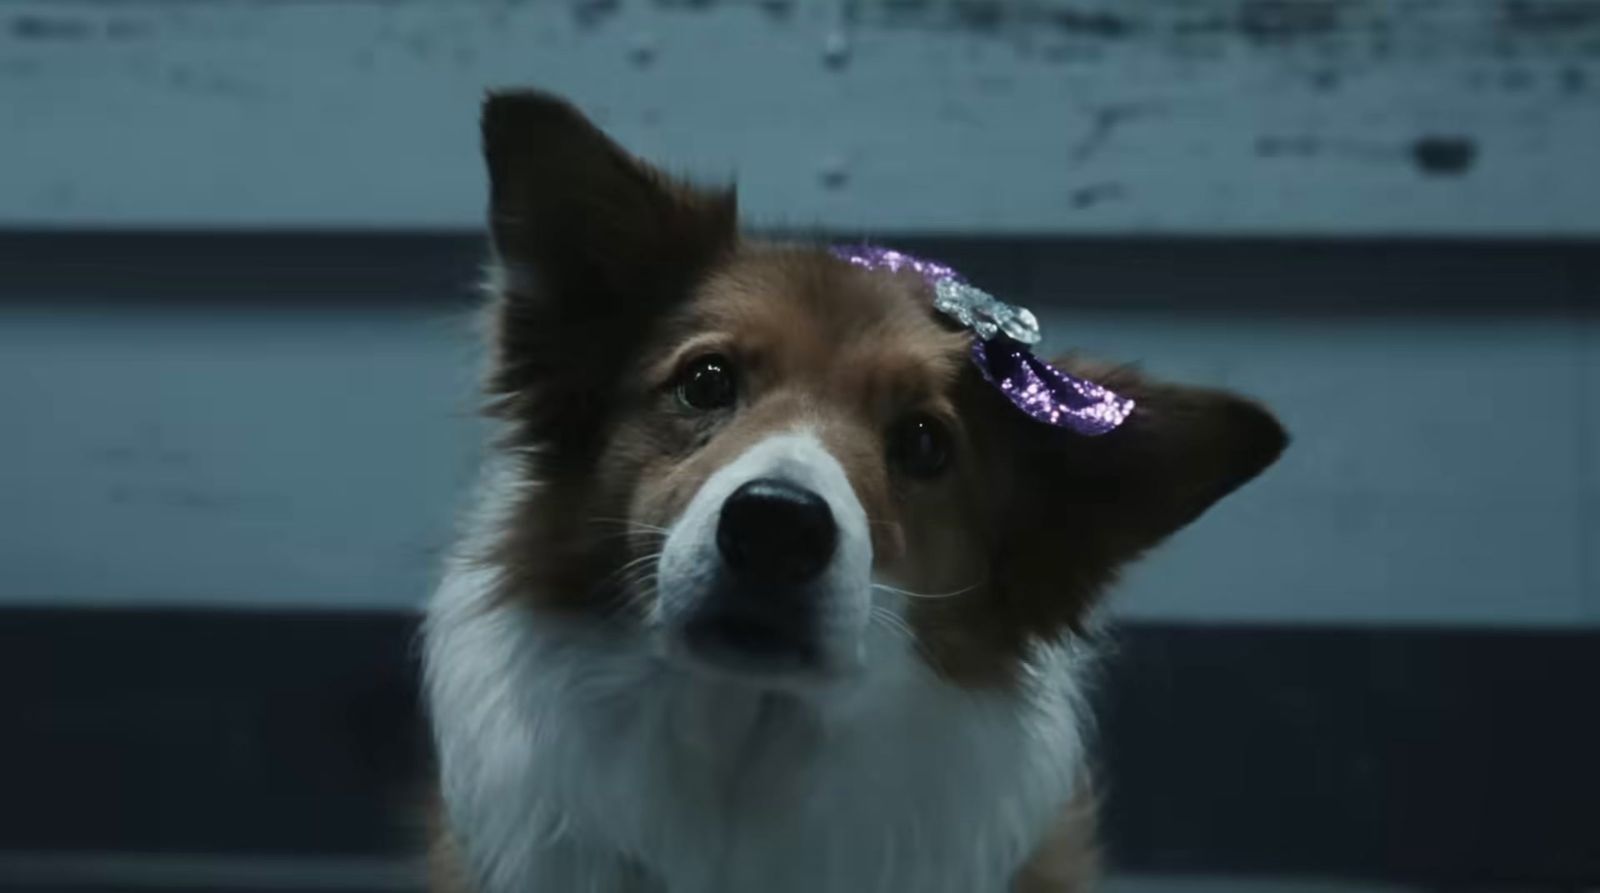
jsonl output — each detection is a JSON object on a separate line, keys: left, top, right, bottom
{"left": 676, "top": 354, "right": 738, "bottom": 411}
{"left": 887, "top": 414, "right": 950, "bottom": 479}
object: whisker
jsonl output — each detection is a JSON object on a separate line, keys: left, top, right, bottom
{"left": 580, "top": 518, "right": 668, "bottom": 552}
{"left": 614, "top": 551, "right": 665, "bottom": 575}
{"left": 619, "top": 556, "right": 656, "bottom": 573}
{"left": 586, "top": 517, "right": 670, "bottom": 533}
{"left": 617, "top": 574, "right": 661, "bottom": 617}
{"left": 603, "top": 566, "right": 663, "bottom": 620}
{"left": 870, "top": 606, "right": 923, "bottom": 646}
{"left": 598, "top": 551, "right": 665, "bottom": 592}
{"left": 869, "top": 607, "right": 951, "bottom": 679}
{"left": 586, "top": 529, "right": 668, "bottom": 548}
{"left": 871, "top": 581, "right": 982, "bottom": 601}
{"left": 870, "top": 606, "right": 908, "bottom": 634}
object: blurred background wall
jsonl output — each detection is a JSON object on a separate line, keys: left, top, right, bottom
{"left": 5, "top": 0, "right": 1600, "bottom": 233}
{"left": 3, "top": 0, "right": 1596, "bottom": 625}
{"left": 2, "top": 2, "right": 1598, "bottom": 891}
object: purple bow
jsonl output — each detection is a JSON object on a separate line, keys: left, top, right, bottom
{"left": 831, "top": 245, "right": 1133, "bottom": 436}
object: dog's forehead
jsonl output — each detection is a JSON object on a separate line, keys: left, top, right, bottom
{"left": 689, "top": 247, "right": 966, "bottom": 379}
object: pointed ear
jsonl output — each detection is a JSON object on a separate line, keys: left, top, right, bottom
{"left": 482, "top": 89, "right": 737, "bottom": 301}
{"left": 975, "top": 357, "right": 1287, "bottom": 627}
{"left": 1052, "top": 357, "right": 1289, "bottom": 553}
{"left": 479, "top": 90, "right": 737, "bottom": 464}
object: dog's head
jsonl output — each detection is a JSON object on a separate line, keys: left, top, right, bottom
{"left": 480, "top": 91, "right": 1286, "bottom": 690}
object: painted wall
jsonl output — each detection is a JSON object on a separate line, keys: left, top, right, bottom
{"left": 5, "top": 242, "right": 1595, "bottom": 625}
{"left": 3, "top": 0, "right": 1600, "bottom": 234}
{"left": 3, "top": 1, "right": 1596, "bottom": 624}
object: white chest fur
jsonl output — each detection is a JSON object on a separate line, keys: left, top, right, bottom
{"left": 424, "top": 565, "right": 1090, "bottom": 893}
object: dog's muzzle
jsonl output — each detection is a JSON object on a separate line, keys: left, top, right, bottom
{"left": 656, "top": 433, "right": 872, "bottom": 682}
{"left": 682, "top": 478, "right": 838, "bottom": 671}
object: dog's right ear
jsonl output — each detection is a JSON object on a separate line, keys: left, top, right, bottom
{"left": 480, "top": 90, "right": 737, "bottom": 463}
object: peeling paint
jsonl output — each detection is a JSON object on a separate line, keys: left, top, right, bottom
{"left": 1500, "top": 0, "right": 1600, "bottom": 32}
{"left": 1411, "top": 136, "right": 1479, "bottom": 177}
{"left": 758, "top": 0, "right": 796, "bottom": 21}
{"left": 1068, "top": 181, "right": 1126, "bottom": 208}
{"left": 822, "top": 31, "right": 851, "bottom": 69}
{"left": 828, "top": 0, "right": 1600, "bottom": 60}
{"left": 9, "top": 14, "right": 93, "bottom": 41}
{"left": 1254, "top": 133, "right": 1480, "bottom": 177}
{"left": 1236, "top": 0, "right": 1344, "bottom": 43}
{"left": 627, "top": 31, "right": 658, "bottom": 66}
{"left": 951, "top": 1, "right": 1004, "bottom": 32}
{"left": 1072, "top": 102, "right": 1161, "bottom": 163}
{"left": 571, "top": 0, "right": 620, "bottom": 29}
{"left": 1046, "top": 7, "right": 1133, "bottom": 39}
{"left": 3, "top": 0, "right": 1597, "bottom": 234}
{"left": 819, "top": 155, "right": 851, "bottom": 189}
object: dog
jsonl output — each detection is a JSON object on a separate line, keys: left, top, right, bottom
{"left": 423, "top": 90, "right": 1287, "bottom": 893}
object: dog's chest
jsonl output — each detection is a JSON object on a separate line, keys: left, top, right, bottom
{"left": 560, "top": 680, "right": 1078, "bottom": 892}
{"left": 426, "top": 581, "right": 1089, "bottom": 893}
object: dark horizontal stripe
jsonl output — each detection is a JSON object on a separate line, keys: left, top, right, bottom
{"left": 1, "top": 608, "right": 1595, "bottom": 886}
{"left": 1, "top": 229, "right": 1596, "bottom": 314}
{"left": 0, "top": 852, "right": 421, "bottom": 893}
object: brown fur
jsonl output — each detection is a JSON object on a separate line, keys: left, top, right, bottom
{"left": 446, "top": 89, "right": 1288, "bottom": 890}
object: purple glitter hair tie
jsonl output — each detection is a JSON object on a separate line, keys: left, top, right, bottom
{"left": 830, "top": 245, "right": 1134, "bottom": 436}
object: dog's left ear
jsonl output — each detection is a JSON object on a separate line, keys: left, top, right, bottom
{"left": 977, "top": 357, "right": 1287, "bottom": 621}
{"left": 1056, "top": 357, "right": 1288, "bottom": 552}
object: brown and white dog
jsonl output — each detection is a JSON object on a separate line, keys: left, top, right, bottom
{"left": 424, "top": 90, "right": 1287, "bottom": 893}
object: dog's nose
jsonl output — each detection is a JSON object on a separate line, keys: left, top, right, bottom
{"left": 716, "top": 478, "right": 837, "bottom": 584}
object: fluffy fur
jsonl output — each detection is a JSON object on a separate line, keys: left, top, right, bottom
{"left": 423, "top": 90, "right": 1287, "bottom": 893}
{"left": 427, "top": 461, "right": 1090, "bottom": 892}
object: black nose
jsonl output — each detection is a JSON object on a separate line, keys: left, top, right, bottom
{"left": 716, "top": 478, "right": 837, "bottom": 584}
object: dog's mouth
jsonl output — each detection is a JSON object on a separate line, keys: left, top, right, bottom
{"left": 679, "top": 600, "right": 821, "bottom": 676}
{"left": 658, "top": 574, "right": 871, "bottom": 689}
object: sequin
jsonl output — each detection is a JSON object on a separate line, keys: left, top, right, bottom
{"left": 833, "top": 245, "right": 1040, "bottom": 345}
{"left": 972, "top": 339, "right": 1134, "bottom": 436}
{"left": 830, "top": 244, "right": 1134, "bottom": 436}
